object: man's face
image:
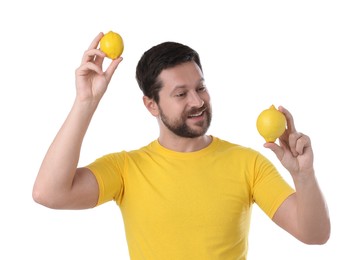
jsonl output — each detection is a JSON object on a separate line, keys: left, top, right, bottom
{"left": 156, "top": 61, "right": 212, "bottom": 138}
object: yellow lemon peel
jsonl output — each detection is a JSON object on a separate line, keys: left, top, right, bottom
{"left": 256, "top": 105, "right": 286, "bottom": 143}
{"left": 100, "top": 31, "right": 124, "bottom": 60}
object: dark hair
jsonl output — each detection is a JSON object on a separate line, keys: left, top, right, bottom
{"left": 136, "top": 42, "right": 203, "bottom": 103}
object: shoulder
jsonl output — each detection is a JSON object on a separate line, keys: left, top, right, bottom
{"left": 213, "top": 136, "right": 260, "bottom": 158}
{"left": 87, "top": 142, "right": 154, "bottom": 168}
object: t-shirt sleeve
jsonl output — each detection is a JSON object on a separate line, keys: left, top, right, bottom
{"left": 85, "top": 152, "right": 125, "bottom": 206}
{"left": 251, "top": 152, "right": 295, "bottom": 219}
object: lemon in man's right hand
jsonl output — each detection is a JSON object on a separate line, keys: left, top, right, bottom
{"left": 256, "top": 105, "right": 287, "bottom": 143}
{"left": 100, "top": 31, "right": 124, "bottom": 60}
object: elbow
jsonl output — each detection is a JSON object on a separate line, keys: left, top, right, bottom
{"left": 32, "top": 184, "right": 61, "bottom": 209}
{"left": 316, "top": 227, "right": 331, "bottom": 245}
{"left": 32, "top": 185, "right": 49, "bottom": 207}
{"left": 32, "top": 186, "right": 44, "bottom": 205}
{"left": 303, "top": 232, "right": 330, "bottom": 245}
{"left": 300, "top": 224, "right": 331, "bottom": 245}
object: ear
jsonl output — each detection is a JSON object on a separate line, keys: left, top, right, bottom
{"left": 143, "top": 96, "right": 159, "bottom": 116}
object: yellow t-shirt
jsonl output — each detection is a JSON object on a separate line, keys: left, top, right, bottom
{"left": 86, "top": 136, "right": 295, "bottom": 260}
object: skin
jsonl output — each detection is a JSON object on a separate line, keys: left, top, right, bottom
{"left": 266, "top": 108, "right": 330, "bottom": 244}
{"left": 143, "top": 61, "right": 212, "bottom": 152}
{"left": 33, "top": 33, "right": 330, "bottom": 245}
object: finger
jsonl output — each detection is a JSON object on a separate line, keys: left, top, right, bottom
{"left": 264, "top": 142, "right": 284, "bottom": 161}
{"left": 295, "top": 134, "right": 311, "bottom": 155}
{"left": 94, "top": 52, "right": 105, "bottom": 67}
{"left": 76, "top": 62, "right": 103, "bottom": 76}
{"left": 289, "top": 132, "right": 304, "bottom": 157}
{"left": 104, "top": 57, "right": 123, "bottom": 82}
{"left": 88, "top": 32, "right": 104, "bottom": 50}
{"left": 81, "top": 49, "right": 105, "bottom": 64}
{"left": 279, "top": 106, "right": 296, "bottom": 133}
{"left": 80, "top": 33, "right": 105, "bottom": 64}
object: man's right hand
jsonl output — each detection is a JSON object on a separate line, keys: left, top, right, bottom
{"left": 33, "top": 33, "right": 122, "bottom": 209}
{"left": 75, "top": 32, "right": 123, "bottom": 104}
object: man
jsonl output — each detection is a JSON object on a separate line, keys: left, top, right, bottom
{"left": 33, "top": 32, "right": 330, "bottom": 259}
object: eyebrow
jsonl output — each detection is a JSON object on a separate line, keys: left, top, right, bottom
{"left": 172, "top": 78, "right": 205, "bottom": 91}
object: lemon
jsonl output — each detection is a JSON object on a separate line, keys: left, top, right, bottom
{"left": 256, "top": 105, "right": 286, "bottom": 143}
{"left": 100, "top": 31, "right": 124, "bottom": 59}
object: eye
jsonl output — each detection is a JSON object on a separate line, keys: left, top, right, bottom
{"left": 175, "top": 92, "right": 186, "bottom": 98}
{"left": 197, "top": 85, "right": 207, "bottom": 92}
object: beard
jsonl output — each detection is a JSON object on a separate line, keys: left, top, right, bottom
{"left": 159, "top": 104, "right": 212, "bottom": 138}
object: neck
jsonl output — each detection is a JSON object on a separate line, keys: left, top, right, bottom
{"left": 158, "top": 134, "right": 212, "bottom": 152}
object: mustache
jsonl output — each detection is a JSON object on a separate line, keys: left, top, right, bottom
{"left": 186, "top": 104, "right": 208, "bottom": 115}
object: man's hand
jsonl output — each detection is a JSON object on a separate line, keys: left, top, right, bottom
{"left": 268, "top": 106, "right": 330, "bottom": 244}
{"left": 75, "top": 32, "right": 123, "bottom": 104}
{"left": 264, "top": 106, "right": 314, "bottom": 178}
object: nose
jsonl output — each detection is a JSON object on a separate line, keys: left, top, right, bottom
{"left": 188, "top": 91, "right": 204, "bottom": 108}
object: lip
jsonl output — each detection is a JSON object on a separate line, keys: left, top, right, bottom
{"left": 188, "top": 107, "right": 206, "bottom": 117}
{"left": 187, "top": 108, "right": 206, "bottom": 120}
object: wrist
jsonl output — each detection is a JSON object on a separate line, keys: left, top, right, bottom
{"left": 70, "top": 98, "right": 100, "bottom": 123}
{"left": 292, "top": 168, "right": 317, "bottom": 187}
{"left": 74, "top": 96, "right": 100, "bottom": 111}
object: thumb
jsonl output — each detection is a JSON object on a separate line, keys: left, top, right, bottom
{"left": 264, "top": 142, "right": 284, "bottom": 161}
{"left": 105, "top": 57, "right": 123, "bottom": 82}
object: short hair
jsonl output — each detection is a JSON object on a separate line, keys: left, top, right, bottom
{"left": 136, "top": 42, "right": 203, "bottom": 103}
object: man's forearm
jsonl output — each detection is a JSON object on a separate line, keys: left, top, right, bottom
{"left": 294, "top": 171, "right": 331, "bottom": 244}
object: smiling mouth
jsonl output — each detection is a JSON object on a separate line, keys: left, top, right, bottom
{"left": 187, "top": 107, "right": 206, "bottom": 118}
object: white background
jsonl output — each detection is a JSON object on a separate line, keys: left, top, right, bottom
{"left": 1, "top": 0, "right": 362, "bottom": 259}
